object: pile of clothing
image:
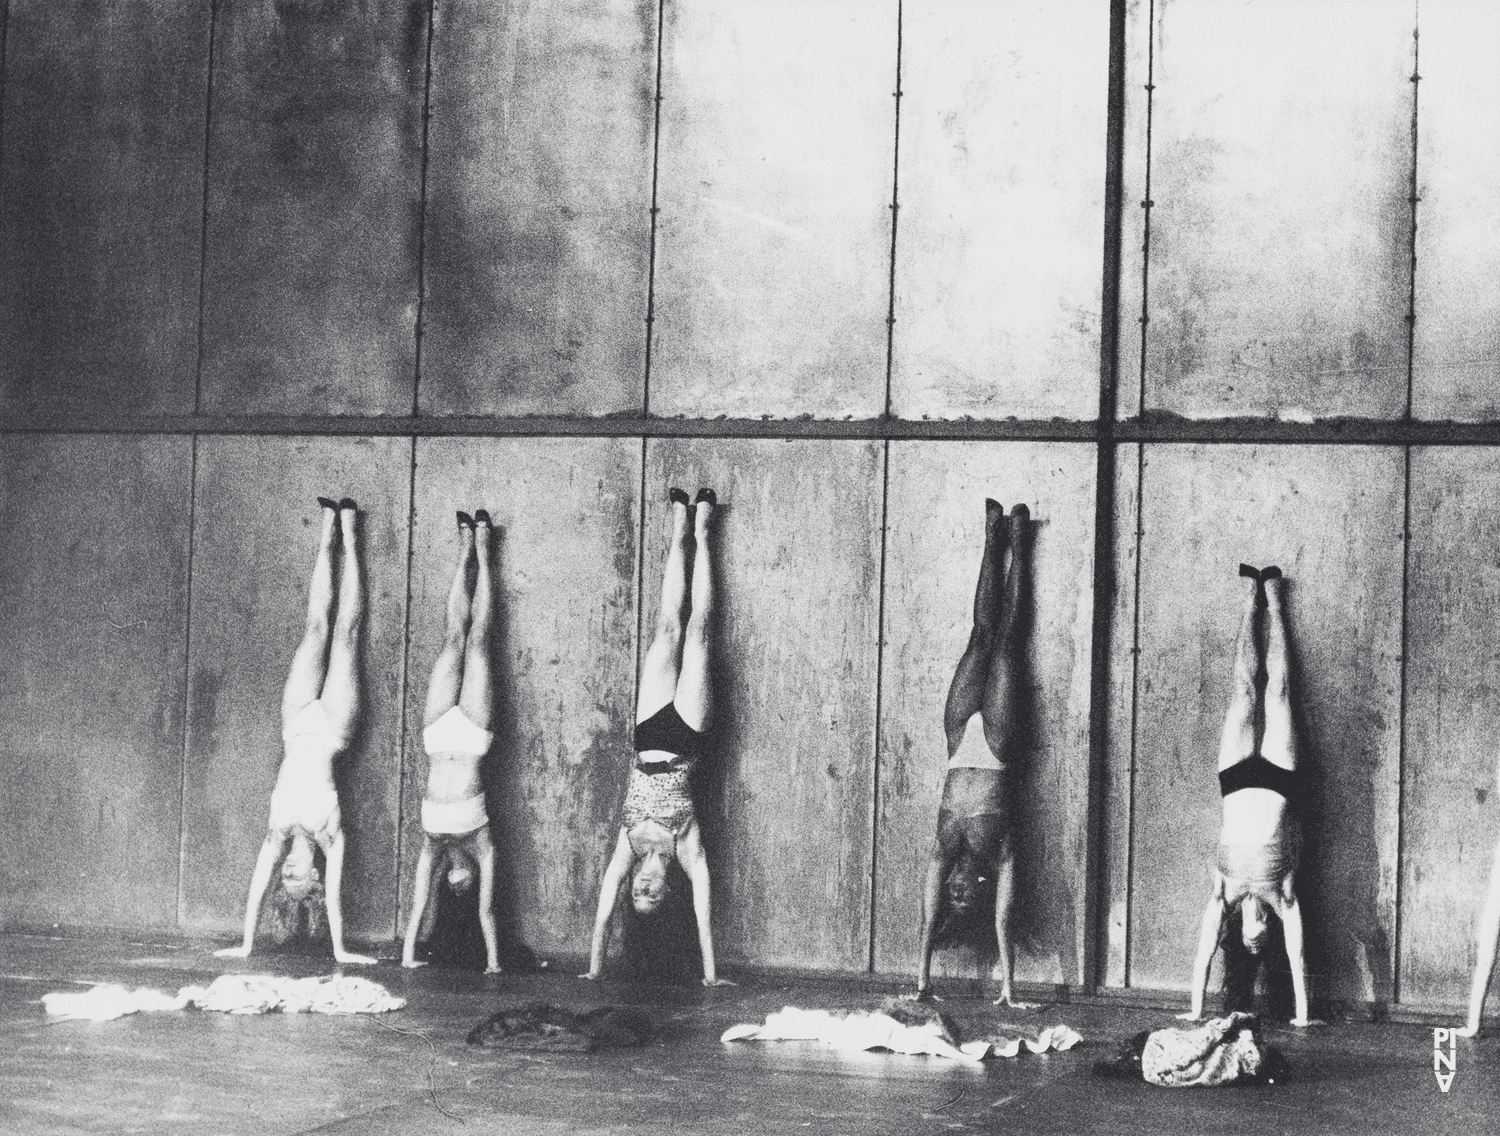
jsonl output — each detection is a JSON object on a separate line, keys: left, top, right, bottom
{"left": 721, "top": 999, "right": 1081, "bottom": 1063}
{"left": 42, "top": 973, "right": 405, "bottom": 1022}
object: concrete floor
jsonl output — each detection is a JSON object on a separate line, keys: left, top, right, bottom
{"left": 0, "top": 933, "right": 1494, "bottom": 1135}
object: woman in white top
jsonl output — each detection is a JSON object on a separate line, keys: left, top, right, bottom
{"left": 216, "top": 497, "right": 375, "bottom": 965}
{"left": 401, "top": 509, "right": 501, "bottom": 973}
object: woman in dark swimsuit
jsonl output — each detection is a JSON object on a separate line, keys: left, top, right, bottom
{"left": 581, "top": 487, "right": 732, "bottom": 986}
{"left": 916, "top": 499, "right": 1034, "bottom": 1007}
{"left": 1180, "top": 565, "right": 1312, "bottom": 1026}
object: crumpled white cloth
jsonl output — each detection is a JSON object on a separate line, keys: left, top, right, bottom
{"left": 44, "top": 974, "right": 405, "bottom": 1021}
{"left": 720, "top": 1006, "right": 1081, "bottom": 1062}
{"left": 41, "top": 985, "right": 191, "bottom": 1022}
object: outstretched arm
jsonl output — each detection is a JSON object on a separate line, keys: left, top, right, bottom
{"left": 215, "top": 834, "right": 286, "bottom": 958}
{"left": 323, "top": 830, "right": 377, "bottom": 965}
{"left": 475, "top": 830, "right": 502, "bottom": 974}
{"left": 1460, "top": 839, "right": 1500, "bottom": 1037}
{"left": 1277, "top": 876, "right": 1315, "bottom": 1026}
{"left": 1178, "top": 876, "right": 1226, "bottom": 1021}
{"left": 401, "top": 839, "right": 438, "bottom": 968}
{"left": 679, "top": 822, "right": 733, "bottom": 986}
{"left": 581, "top": 830, "right": 634, "bottom": 979}
{"left": 916, "top": 852, "right": 948, "bottom": 996}
{"left": 991, "top": 850, "right": 1036, "bottom": 1008}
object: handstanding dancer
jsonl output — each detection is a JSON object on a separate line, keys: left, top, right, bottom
{"left": 402, "top": 510, "right": 501, "bottom": 974}
{"left": 916, "top": 499, "right": 1034, "bottom": 1008}
{"left": 581, "top": 487, "right": 732, "bottom": 987}
{"left": 216, "top": 497, "right": 375, "bottom": 965}
{"left": 1459, "top": 753, "right": 1500, "bottom": 1036}
{"left": 1179, "top": 565, "right": 1312, "bottom": 1026}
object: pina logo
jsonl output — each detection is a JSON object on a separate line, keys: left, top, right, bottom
{"left": 1433, "top": 1028, "right": 1457, "bottom": 1092}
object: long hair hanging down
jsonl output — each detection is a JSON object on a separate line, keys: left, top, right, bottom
{"left": 931, "top": 851, "right": 999, "bottom": 950}
{"left": 266, "top": 835, "right": 327, "bottom": 945}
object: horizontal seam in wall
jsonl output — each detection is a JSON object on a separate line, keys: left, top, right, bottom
{"left": 11, "top": 414, "right": 1500, "bottom": 445}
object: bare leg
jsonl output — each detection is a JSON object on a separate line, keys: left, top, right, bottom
{"left": 990, "top": 848, "right": 1034, "bottom": 1007}
{"left": 943, "top": 501, "right": 1006, "bottom": 752}
{"left": 323, "top": 830, "right": 376, "bottom": 965}
{"left": 637, "top": 498, "right": 690, "bottom": 722}
{"left": 424, "top": 523, "right": 474, "bottom": 728}
{"left": 473, "top": 827, "right": 501, "bottom": 973}
{"left": 1178, "top": 875, "right": 1228, "bottom": 1020}
{"left": 458, "top": 518, "right": 495, "bottom": 730}
{"left": 281, "top": 503, "right": 339, "bottom": 723}
{"left": 321, "top": 502, "right": 364, "bottom": 739}
{"left": 980, "top": 504, "right": 1028, "bottom": 756}
{"left": 674, "top": 496, "right": 714, "bottom": 732}
{"left": 401, "top": 840, "right": 440, "bottom": 967}
{"left": 214, "top": 834, "right": 289, "bottom": 958}
{"left": 1260, "top": 575, "right": 1297, "bottom": 772}
{"left": 1218, "top": 573, "right": 1261, "bottom": 773}
{"left": 1460, "top": 837, "right": 1500, "bottom": 1036}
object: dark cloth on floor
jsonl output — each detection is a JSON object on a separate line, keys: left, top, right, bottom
{"left": 467, "top": 1002, "right": 653, "bottom": 1052}
{"left": 1094, "top": 1013, "right": 1289, "bottom": 1087}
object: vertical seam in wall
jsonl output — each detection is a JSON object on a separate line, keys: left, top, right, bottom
{"left": 632, "top": 436, "right": 649, "bottom": 717}
{"left": 881, "top": 0, "right": 904, "bottom": 421}
{"left": 867, "top": 438, "right": 892, "bottom": 972}
{"left": 410, "top": 0, "right": 437, "bottom": 418}
{"left": 1392, "top": 11, "right": 1420, "bottom": 1005}
{"left": 0, "top": 0, "right": 12, "bottom": 177}
{"left": 1122, "top": 441, "right": 1146, "bottom": 987}
{"left": 1134, "top": 0, "right": 1157, "bottom": 419}
{"left": 641, "top": 0, "right": 667, "bottom": 417}
{"left": 1084, "top": 0, "right": 1129, "bottom": 991}
{"left": 192, "top": 0, "right": 221, "bottom": 417}
{"left": 392, "top": 434, "right": 420, "bottom": 932}
{"left": 175, "top": 435, "right": 201, "bottom": 927}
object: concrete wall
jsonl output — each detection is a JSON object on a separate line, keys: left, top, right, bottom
{"left": 3, "top": 0, "right": 1500, "bottom": 1019}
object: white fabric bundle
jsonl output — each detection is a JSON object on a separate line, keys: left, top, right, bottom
{"left": 43, "top": 973, "right": 405, "bottom": 1021}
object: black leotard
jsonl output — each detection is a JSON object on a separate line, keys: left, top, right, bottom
{"left": 633, "top": 702, "right": 705, "bottom": 762}
{"left": 1218, "top": 755, "right": 1297, "bottom": 801}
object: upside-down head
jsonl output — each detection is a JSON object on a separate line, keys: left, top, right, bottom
{"left": 933, "top": 850, "right": 997, "bottom": 947}
{"left": 631, "top": 853, "right": 670, "bottom": 915}
{"left": 1240, "top": 896, "right": 1270, "bottom": 954}
{"left": 445, "top": 849, "right": 476, "bottom": 895}
{"left": 280, "top": 834, "right": 319, "bottom": 901}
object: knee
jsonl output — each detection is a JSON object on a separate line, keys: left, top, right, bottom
{"left": 653, "top": 616, "right": 684, "bottom": 647}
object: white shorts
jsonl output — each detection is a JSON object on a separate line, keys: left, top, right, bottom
{"left": 422, "top": 794, "right": 489, "bottom": 836}
{"left": 423, "top": 706, "right": 493, "bottom": 757}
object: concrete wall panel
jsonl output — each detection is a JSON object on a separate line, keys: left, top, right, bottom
{"left": 198, "top": 0, "right": 424, "bottom": 416}
{"left": 1140, "top": 0, "right": 1414, "bottom": 420}
{"left": 873, "top": 443, "right": 1097, "bottom": 986}
{"left": 420, "top": 0, "right": 655, "bottom": 417}
{"left": 649, "top": 0, "right": 895, "bottom": 419}
{"left": 400, "top": 438, "right": 640, "bottom": 956}
{"left": 643, "top": 439, "right": 882, "bottom": 971}
{"left": 1401, "top": 448, "right": 1500, "bottom": 1012}
{"left": 891, "top": 1, "right": 1108, "bottom": 421}
{"left": 1130, "top": 445, "right": 1403, "bottom": 1004}
{"left": 1411, "top": 1, "right": 1500, "bottom": 421}
{"left": 0, "top": 435, "right": 192, "bottom": 930}
{"left": 180, "top": 436, "right": 411, "bottom": 940}
{"left": 0, "top": 0, "right": 208, "bottom": 414}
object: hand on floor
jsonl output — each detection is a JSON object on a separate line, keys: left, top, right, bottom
{"left": 992, "top": 995, "right": 1038, "bottom": 1009}
{"left": 1457, "top": 1023, "right": 1482, "bottom": 1038}
{"left": 484, "top": 965, "right": 503, "bottom": 975}
{"left": 213, "top": 945, "right": 252, "bottom": 959}
{"left": 400, "top": 959, "right": 428, "bottom": 969}
{"left": 578, "top": 971, "right": 600, "bottom": 980}
{"left": 1289, "top": 1017, "right": 1326, "bottom": 1029}
{"left": 702, "top": 977, "right": 737, "bottom": 987}
{"left": 334, "top": 951, "right": 377, "bottom": 965}
{"left": 1174, "top": 1011, "right": 1203, "bottom": 1022}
